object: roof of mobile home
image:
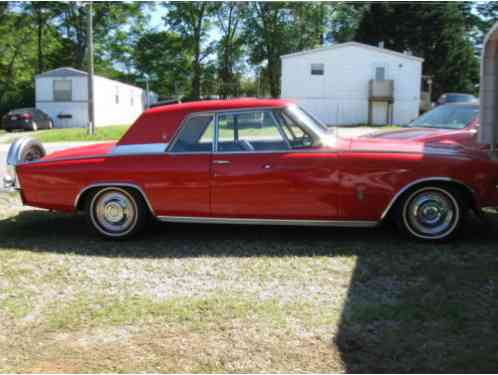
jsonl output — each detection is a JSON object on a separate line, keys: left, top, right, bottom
{"left": 35, "top": 67, "right": 145, "bottom": 91}
{"left": 280, "top": 42, "right": 424, "bottom": 62}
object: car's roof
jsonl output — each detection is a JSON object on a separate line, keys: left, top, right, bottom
{"left": 439, "top": 102, "right": 479, "bottom": 108}
{"left": 118, "top": 98, "right": 293, "bottom": 146}
{"left": 9, "top": 107, "right": 35, "bottom": 113}
{"left": 144, "top": 98, "right": 291, "bottom": 115}
{"left": 441, "top": 92, "right": 476, "bottom": 96}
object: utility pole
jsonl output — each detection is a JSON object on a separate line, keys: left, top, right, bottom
{"left": 87, "top": 1, "right": 95, "bottom": 135}
{"left": 145, "top": 76, "right": 150, "bottom": 109}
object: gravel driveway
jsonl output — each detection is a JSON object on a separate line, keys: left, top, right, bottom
{"left": 1, "top": 193, "right": 498, "bottom": 372}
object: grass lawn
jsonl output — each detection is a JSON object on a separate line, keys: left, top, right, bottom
{"left": 1, "top": 196, "right": 498, "bottom": 372}
{"left": 2, "top": 125, "right": 130, "bottom": 143}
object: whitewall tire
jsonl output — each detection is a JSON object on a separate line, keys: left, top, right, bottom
{"left": 86, "top": 187, "right": 148, "bottom": 239}
{"left": 396, "top": 186, "right": 463, "bottom": 241}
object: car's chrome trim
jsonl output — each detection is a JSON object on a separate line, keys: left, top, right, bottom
{"left": 110, "top": 143, "right": 168, "bottom": 156}
{"left": 0, "top": 186, "right": 21, "bottom": 200}
{"left": 6, "top": 137, "right": 47, "bottom": 167}
{"left": 380, "top": 177, "right": 476, "bottom": 220}
{"left": 156, "top": 215, "right": 378, "bottom": 227}
{"left": 74, "top": 182, "right": 155, "bottom": 214}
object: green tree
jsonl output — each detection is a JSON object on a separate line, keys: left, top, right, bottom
{"left": 163, "top": 2, "right": 219, "bottom": 100}
{"left": 0, "top": 3, "right": 37, "bottom": 114}
{"left": 215, "top": 2, "right": 244, "bottom": 98}
{"left": 49, "top": 2, "right": 147, "bottom": 71}
{"left": 20, "top": 2, "right": 58, "bottom": 74}
{"left": 354, "top": 3, "right": 479, "bottom": 98}
{"left": 243, "top": 2, "right": 296, "bottom": 98}
{"left": 133, "top": 31, "right": 191, "bottom": 98}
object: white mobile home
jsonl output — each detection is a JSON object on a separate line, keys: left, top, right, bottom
{"left": 35, "top": 67, "right": 156, "bottom": 128}
{"left": 280, "top": 42, "right": 424, "bottom": 125}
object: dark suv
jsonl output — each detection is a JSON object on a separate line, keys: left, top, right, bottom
{"left": 2, "top": 108, "right": 54, "bottom": 132}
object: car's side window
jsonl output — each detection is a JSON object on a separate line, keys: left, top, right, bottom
{"left": 217, "top": 111, "right": 289, "bottom": 152}
{"left": 170, "top": 115, "right": 214, "bottom": 153}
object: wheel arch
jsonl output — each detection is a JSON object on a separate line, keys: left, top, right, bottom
{"left": 75, "top": 183, "right": 155, "bottom": 215}
{"left": 381, "top": 177, "right": 477, "bottom": 221}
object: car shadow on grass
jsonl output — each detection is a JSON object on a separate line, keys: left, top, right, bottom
{"left": 1, "top": 209, "right": 497, "bottom": 258}
{"left": 1, "top": 209, "right": 498, "bottom": 372}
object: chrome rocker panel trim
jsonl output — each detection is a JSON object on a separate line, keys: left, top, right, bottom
{"left": 157, "top": 215, "right": 379, "bottom": 227}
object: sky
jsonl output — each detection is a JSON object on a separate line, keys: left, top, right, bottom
{"left": 147, "top": 6, "right": 167, "bottom": 31}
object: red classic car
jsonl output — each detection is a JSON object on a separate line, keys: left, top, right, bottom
{"left": 367, "top": 103, "right": 480, "bottom": 147}
{"left": 3, "top": 99, "right": 498, "bottom": 241}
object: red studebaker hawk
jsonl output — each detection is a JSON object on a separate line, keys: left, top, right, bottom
{"left": 3, "top": 99, "right": 498, "bottom": 241}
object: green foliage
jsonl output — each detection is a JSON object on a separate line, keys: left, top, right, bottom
{"left": 163, "top": 2, "right": 220, "bottom": 100}
{"left": 0, "top": 1, "right": 492, "bottom": 118}
{"left": 215, "top": 3, "right": 245, "bottom": 98}
{"left": 133, "top": 31, "right": 192, "bottom": 97}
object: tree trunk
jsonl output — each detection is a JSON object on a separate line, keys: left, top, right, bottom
{"left": 191, "top": 5, "right": 205, "bottom": 100}
{"left": 192, "top": 36, "right": 201, "bottom": 100}
{"left": 37, "top": 7, "right": 43, "bottom": 73}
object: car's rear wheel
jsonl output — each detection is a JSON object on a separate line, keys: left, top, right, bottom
{"left": 396, "top": 186, "right": 464, "bottom": 241}
{"left": 86, "top": 187, "right": 149, "bottom": 239}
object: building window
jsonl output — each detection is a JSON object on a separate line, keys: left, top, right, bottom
{"left": 53, "top": 80, "right": 72, "bottom": 101}
{"left": 375, "top": 66, "right": 386, "bottom": 80}
{"left": 115, "top": 86, "right": 119, "bottom": 104}
{"left": 311, "top": 63, "right": 324, "bottom": 76}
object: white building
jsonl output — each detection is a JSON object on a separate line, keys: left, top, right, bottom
{"left": 35, "top": 67, "right": 157, "bottom": 128}
{"left": 280, "top": 42, "right": 424, "bottom": 125}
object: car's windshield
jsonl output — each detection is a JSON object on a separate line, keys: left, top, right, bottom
{"left": 409, "top": 105, "right": 479, "bottom": 130}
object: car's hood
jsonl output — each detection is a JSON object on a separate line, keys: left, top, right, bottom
{"left": 42, "top": 141, "right": 117, "bottom": 161}
{"left": 365, "top": 127, "right": 454, "bottom": 141}
{"left": 346, "top": 135, "right": 486, "bottom": 159}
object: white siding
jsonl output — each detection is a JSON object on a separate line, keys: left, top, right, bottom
{"left": 93, "top": 76, "right": 145, "bottom": 127}
{"left": 35, "top": 70, "right": 152, "bottom": 128}
{"left": 35, "top": 76, "right": 88, "bottom": 128}
{"left": 281, "top": 44, "right": 423, "bottom": 125}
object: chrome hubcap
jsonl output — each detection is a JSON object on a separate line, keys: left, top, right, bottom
{"left": 406, "top": 189, "right": 457, "bottom": 238}
{"left": 94, "top": 191, "right": 136, "bottom": 233}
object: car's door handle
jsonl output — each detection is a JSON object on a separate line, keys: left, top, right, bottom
{"left": 263, "top": 164, "right": 272, "bottom": 169}
{"left": 213, "top": 160, "right": 231, "bottom": 165}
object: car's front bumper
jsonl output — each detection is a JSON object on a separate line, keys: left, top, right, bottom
{"left": 0, "top": 175, "right": 22, "bottom": 199}
{"left": 0, "top": 185, "right": 22, "bottom": 200}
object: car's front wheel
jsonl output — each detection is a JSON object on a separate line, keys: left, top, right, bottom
{"left": 86, "top": 187, "right": 149, "bottom": 239}
{"left": 396, "top": 186, "right": 464, "bottom": 241}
